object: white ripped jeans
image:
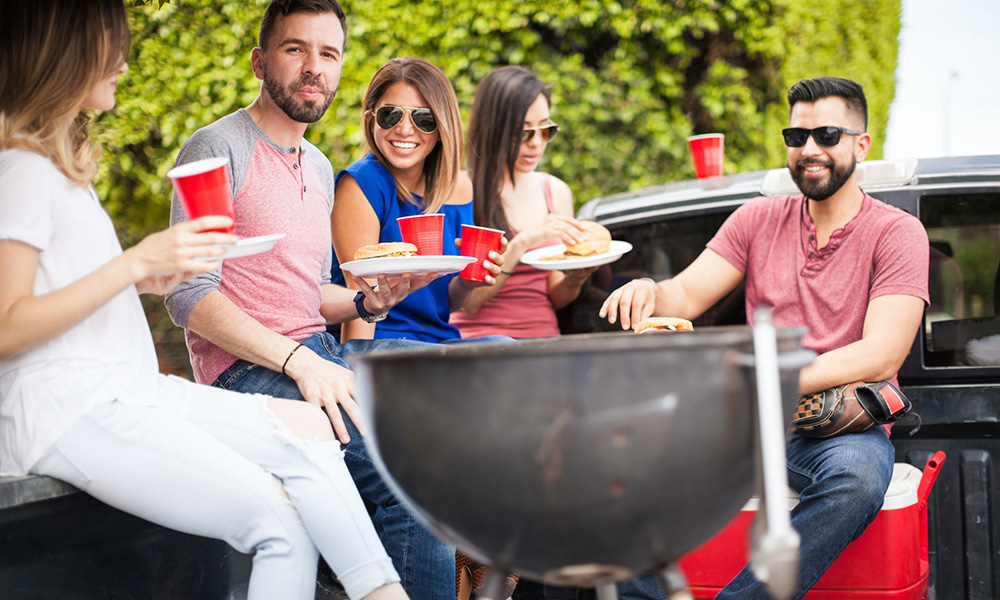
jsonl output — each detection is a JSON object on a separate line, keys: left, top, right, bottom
{"left": 31, "top": 379, "right": 398, "bottom": 600}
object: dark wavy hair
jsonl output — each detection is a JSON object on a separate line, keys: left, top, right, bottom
{"left": 787, "top": 76, "right": 868, "bottom": 131}
{"left": 467, "top": 66, "right": 551, "bottom": 233}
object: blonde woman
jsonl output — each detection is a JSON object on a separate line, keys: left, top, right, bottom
{"left": 331, "top": 58, "right": 504, "bottom": 342}
{"left": 0, "top": 2, "right": 407, "bottom": 599}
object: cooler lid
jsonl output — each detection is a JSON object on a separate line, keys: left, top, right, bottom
{"left": 882, "top": 462, "right": 921, "bottom": 510}
{"left": 742, "top": 462, "right": 922, "bottom": 511}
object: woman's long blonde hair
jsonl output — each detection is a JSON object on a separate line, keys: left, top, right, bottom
{"left": 0, "top": 0, "right": 131, "bottom": 186}
{"left": 361, "top": 58, "right": 463, "bottom": 214}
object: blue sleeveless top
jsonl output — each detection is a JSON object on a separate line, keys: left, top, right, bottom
{"left": 331, "top": 153, "right": 471, "bottom": 341}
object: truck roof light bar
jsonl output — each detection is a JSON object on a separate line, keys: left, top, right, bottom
{"left": 761, "top": 159, "right": 920, "bottom": 197}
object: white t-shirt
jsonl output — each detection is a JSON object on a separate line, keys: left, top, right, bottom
{"left": 0, "top": 148, "right": 167, "bottom": 476}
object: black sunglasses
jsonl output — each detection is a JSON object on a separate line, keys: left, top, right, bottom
{"left": 372, "top": 105, "right": 438, "bottom": 134}
{"left": 521, "top": 124, "right": 559, "bottom": 145}
{"left": 782, "top": 126, "right": 862, "bottom": 148}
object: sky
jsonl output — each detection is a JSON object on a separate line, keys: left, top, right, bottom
{"left": 883, "top": 0, "right": 1000, "bottom": 159}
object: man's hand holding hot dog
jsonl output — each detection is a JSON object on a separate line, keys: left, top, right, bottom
{"left": 598, "top": 277, "right": 659, "bottom": 330}
{"left": 598, "top": 248, "right": 744, "bottom": 330}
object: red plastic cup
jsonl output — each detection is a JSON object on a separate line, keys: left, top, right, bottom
{"left": 168, "top": 157, "right": 235, "bottom": 233}
{"left": 459, "top": 225, "right": 504, "bottom": 282}
{"left": 687, "top": 133, "right": 725, "bottom": 179}
{"left": 398, "top": 214, "right": 444, "bottom": 255}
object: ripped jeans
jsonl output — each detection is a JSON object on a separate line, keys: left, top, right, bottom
{"left": 31, "top": 376, "right": 397, "bottom": 600}
{"left": 215, "top": 331, "right": 457, "bottom": 600}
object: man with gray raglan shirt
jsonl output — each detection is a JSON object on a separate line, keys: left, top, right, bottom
{"left": 164, "top": 1, "right": 456, "bottom": 598}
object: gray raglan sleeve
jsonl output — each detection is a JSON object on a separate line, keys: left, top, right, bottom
{"left": 312, "top": 144, "right": 337, "bottom": 286}
{"left": 163, "top": 129, "right": 235, "bottom": 328}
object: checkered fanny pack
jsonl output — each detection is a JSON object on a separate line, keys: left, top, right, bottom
{"left": 792, "top": 380, "right": 912, "bottom": 438}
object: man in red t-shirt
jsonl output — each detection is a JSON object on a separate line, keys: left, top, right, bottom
{"left": 601, "top": 77, "right": 928, "bottom": 599}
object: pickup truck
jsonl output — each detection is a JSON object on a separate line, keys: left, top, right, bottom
{"left": 2, "top": 155, "right": 997, "bottom": 599}
{"left": 560, "top": 154, "right": 1000, "bottom": 600}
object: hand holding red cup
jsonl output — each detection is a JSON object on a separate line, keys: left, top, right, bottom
{"left": 459, "top": 225, "right": 505, "bottom": 282}
{"left": 168, "top": 157, "right": 235, "bottom": 233}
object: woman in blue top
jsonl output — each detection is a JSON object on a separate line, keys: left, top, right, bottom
{"left": 331, "top": 58, "right": 504, "bottom": 342}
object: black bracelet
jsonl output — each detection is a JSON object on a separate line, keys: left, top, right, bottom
{"left": 354, "top": 290, "right": 388, "bottom": 323}
{"left": 281, "top": 343, "right": 304, "bottom": 376}
{"left": 500, "top": 268, "right": 515, "bottom": 275}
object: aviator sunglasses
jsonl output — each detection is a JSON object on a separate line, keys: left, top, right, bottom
{"left": 520, "top": 123, "right": 560, "bottom": 145}
{"left": 372, "top": 105, "right": 438, "bottom": 134}
{"left": 782, "top": 126, "right": 862, "bottom": 148}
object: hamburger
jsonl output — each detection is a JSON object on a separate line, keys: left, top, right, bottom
{"left": 353, "top": 242, "right": 418, "bottom": 260}
{"left": 634, "top": 317, "right": 694, "bottom": 334}
{"left": 564, "top": 221, "right": 611, "bottom": 256}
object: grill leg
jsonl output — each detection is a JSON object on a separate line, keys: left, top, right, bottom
{"left": 749, "top": 308, "right": 800, "bottom": 600}
{"left": 659, "top": 564, "right": 695, "bottom": 600}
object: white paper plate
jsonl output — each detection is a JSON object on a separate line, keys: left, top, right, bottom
{"left": 195, "top": 233, "right": 286, "bottom": 262}
{"left": 520, "top": 240, "right": 633, "bottom": 270}
{"left": 340, "top": 255, "right": 477, "bottom": 277}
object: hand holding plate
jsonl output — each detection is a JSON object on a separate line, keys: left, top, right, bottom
{"left": 561, "top": 264, "right": 601, "bottom": 280}
{"left": 352, "top": 272, "right": 440, "bottom": 316}
{"left": 129, "top": 216, "right": 236, "bottom": 294}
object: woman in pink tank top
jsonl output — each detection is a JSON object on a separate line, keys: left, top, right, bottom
{"left": 450, "top": 67, "right": 599, "bottom": 340}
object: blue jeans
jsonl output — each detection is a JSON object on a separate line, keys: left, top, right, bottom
{"left": 441, "top": 335, "right": 515, "bottom": 344}
{"left": 618, "top": 574, "right": 666, "bottom": 599}
{"left": 214, "top": 331, "right": 455, "bottom": 600}
{"left": 716, "top": 428, "right": 894, "bottom": 600}
{"left": 511, "top": 576, "right": 665, "bottom": 599}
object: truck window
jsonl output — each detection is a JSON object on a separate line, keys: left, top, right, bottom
{"left": 921, "top": 193, "right": 1000, "bottom": 367}
{"left": 561, "top": 210, "right": 746, "bottom": 334}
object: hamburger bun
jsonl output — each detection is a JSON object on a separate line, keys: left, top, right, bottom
{"left": 634, "top": 317, "right": 694, "bottom": 334}
{"left": 353, "top": 242, "right": 418, "bottom": 260}
{"left": 564, "top": 221, "right": 611, "bottom": 256}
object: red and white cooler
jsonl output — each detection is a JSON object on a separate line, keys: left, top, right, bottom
{"left": 679, "top": 451, "right": 945, "bottom": 599}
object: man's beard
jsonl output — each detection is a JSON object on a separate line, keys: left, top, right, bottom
{"left": 263, "top": 66, "right": 336, "bottom": 124}
{"left": 789, "top": 155, "right": 856, "bottom": 201}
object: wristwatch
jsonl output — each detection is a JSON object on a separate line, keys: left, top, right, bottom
{"left": 354, "top": 291, "right": 388, "bottom": 323}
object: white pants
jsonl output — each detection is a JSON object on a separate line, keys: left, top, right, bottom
{"left": 31, "top": 379, "right": 398, "bottom": 600}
